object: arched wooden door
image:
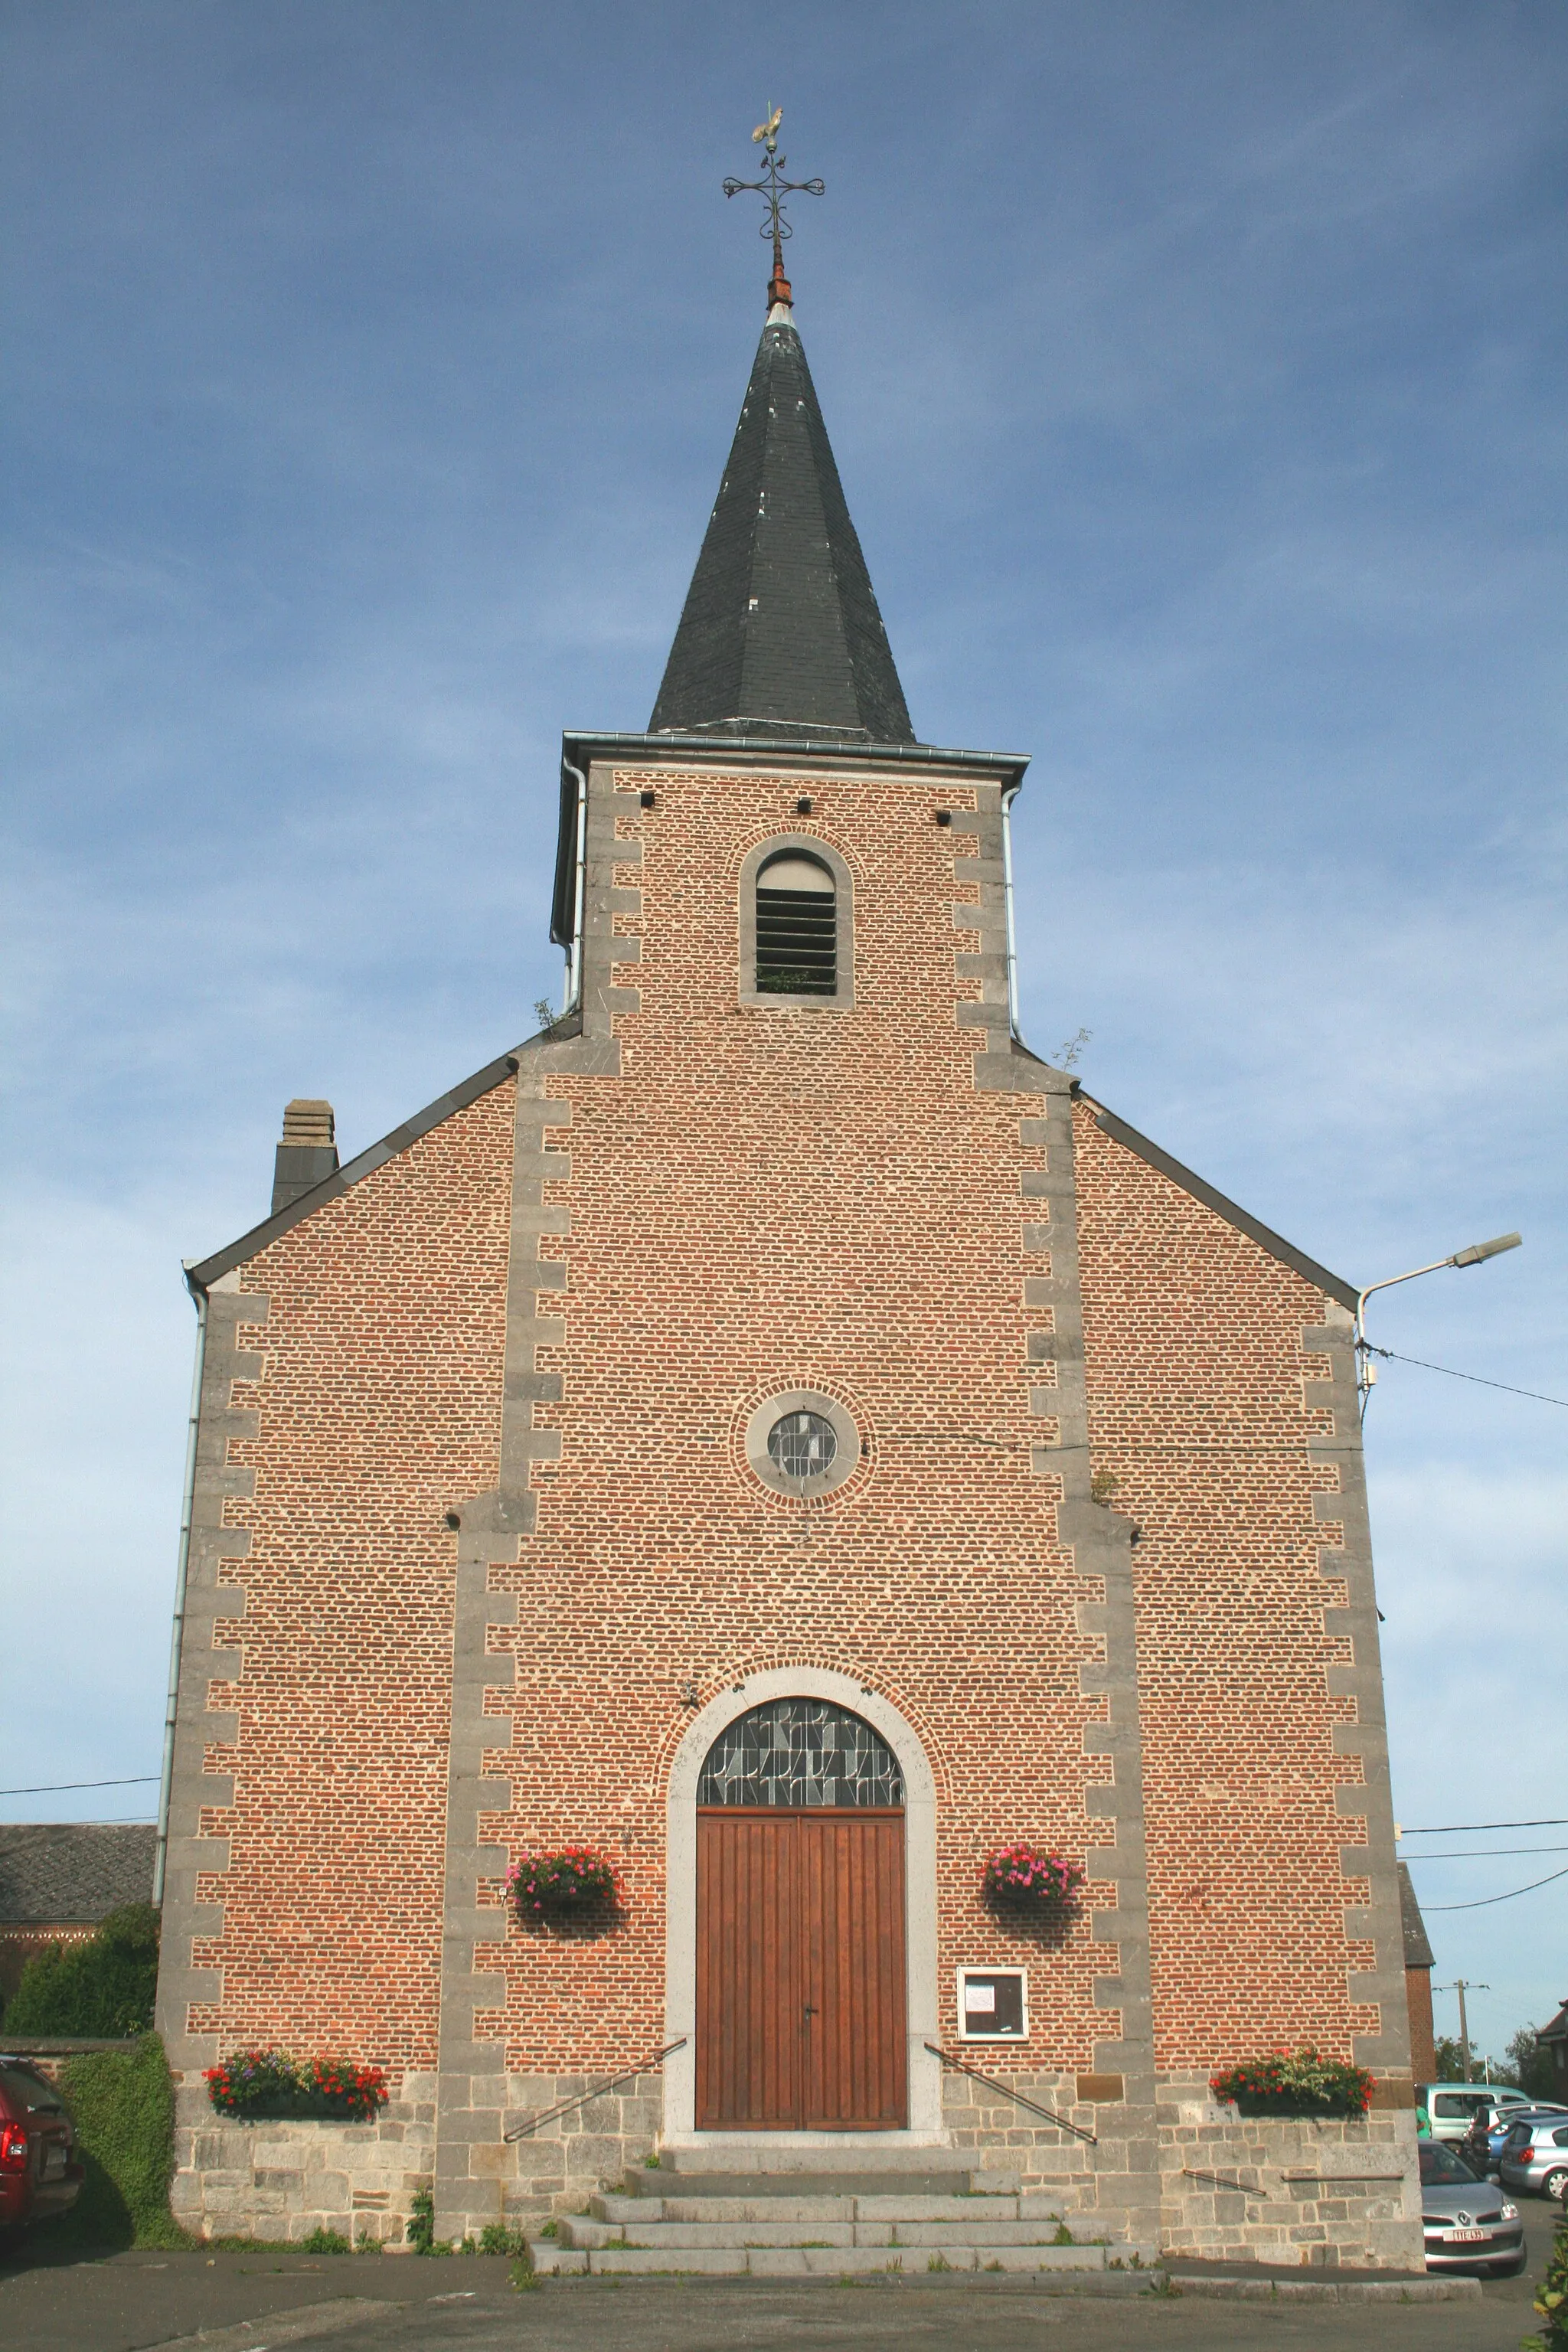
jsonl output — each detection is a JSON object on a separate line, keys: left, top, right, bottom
{"left": 694, "top": 1700, "right": 907, "bottom": 2130}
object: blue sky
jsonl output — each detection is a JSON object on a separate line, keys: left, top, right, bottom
{"left": 2, "top": 2, "right": 1563, "bottom": 2065}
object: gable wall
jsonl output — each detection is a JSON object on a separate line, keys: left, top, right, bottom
{"left": 1073, "top": 1106, "right": 1406, "bottom": 2078}
{"left": 159, "top": 1080, "right": 515, "bottom": 2086}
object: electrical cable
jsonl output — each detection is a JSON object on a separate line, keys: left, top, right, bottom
{"left": 0, "top": 1775, "right": 158, "bottom": 1797}
{"left": 1400, "top": 1844, "right": 1568, "bottom": 1860}
{"left": 1366, "top": 1345, "right": 1567, "bottom": 1410}
{"left": 1425, "top": 1862, "right": 1568, "bottom": 1912}
{"left": 1399, "top": 1818, "right": 1568, "bottom": 1834}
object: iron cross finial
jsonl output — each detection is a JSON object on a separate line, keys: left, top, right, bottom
{"left": 724, "top": 106, "right": 824, "bottom": 310}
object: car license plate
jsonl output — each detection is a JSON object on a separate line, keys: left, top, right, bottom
{"left": 1446, "top": 2227, "right": 1487, "bottom": 2243}
{"left": 41, "top": 2146, "right": 66, "bottom": 2181}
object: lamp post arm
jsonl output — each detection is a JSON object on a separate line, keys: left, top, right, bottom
{"left": 1354, "top": 1257, "right": 1462, "bottom": 1348}
{"left": 1354, "top": 1233, "right": 1521, "bottom": 1419}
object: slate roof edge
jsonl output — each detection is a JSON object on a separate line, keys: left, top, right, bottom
{"left": 564, "top": 728, "right": 1027, "bottom": 774}
{"left": 1397, "top": 1863, "right": 1436, "bottom": 1971}
{"left": 1077, "top": 1089, "right": 1360, "bottom": 1313}
{"left": 185, "top": 1034, "right": 551, "bottom": 1291}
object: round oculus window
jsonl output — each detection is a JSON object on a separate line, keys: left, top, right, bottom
{"left": 743, "top": 1390, "right": 861, "bottom": 1500}
{"left": 767, "top": 1410, "right": 837, "bottom": 1481}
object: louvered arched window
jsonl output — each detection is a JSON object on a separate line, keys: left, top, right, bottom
{"left": 754, "top": 851, "right": 836, "bottom": 996}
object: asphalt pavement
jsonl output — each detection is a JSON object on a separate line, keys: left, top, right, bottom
{"left": 0, "top": 2194, "right": 1557, "bottom": 2352}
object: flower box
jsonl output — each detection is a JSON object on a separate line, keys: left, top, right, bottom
{"left": 508, "top": 1846, "right": 624, "bottom": 1922}
{"left": 981, "top": 1843, "right": 1084, "bottom": 1909}
{"left": 204, "top": 2047, "right": 389, "bottom": 2122}
{"left": 1210, "top": 2047, "right": 1374, "bottom": 2120}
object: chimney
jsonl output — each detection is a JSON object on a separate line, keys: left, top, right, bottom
{"left": 271, "top": 1099, "right": 338, "bottom": 1214}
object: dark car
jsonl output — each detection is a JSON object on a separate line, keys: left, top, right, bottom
{"left": 0, "top": 2058, "right": 83, "bottom": 2230}
{"left": 1417, "top": 2138, "right": 1525, "bottom": 2275}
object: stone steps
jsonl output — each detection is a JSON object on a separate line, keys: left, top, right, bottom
{"left": 531, "top": 2148, "right": 1158, "bottom": 2282}
{"left": 531, "top": 2240, "right": 1162, "bottom": 2278}
{"left": 655, "top": 2141, "right": 981, "bottom": 2177}
{"left": 568, "top": 2220, "right": 1098, "bottom": 2250}
{"left": 590, "top": 2190, "right": 1059, "bottom": 2225}
{"left": 616, "top": 2167, "right": 1018, "bottom": 2200}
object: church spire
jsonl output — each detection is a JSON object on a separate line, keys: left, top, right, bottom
{"left": 648, "top": 116, "right": 915, "bottom": 745}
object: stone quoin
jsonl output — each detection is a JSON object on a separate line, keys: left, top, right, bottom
{"left": 154, "top": 230, "right": 1423, "bottom": 2273}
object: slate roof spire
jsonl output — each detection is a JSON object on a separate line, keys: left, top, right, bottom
{"left": 648, "top": 282, "right": 916, "bottom": 745}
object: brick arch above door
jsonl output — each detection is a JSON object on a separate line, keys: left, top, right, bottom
{"left": 662, "top": 1667, "right": 942, "bottom": 2144}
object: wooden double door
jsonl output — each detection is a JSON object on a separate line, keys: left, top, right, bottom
{"left": 695, "top": 1807, "right": 907, "bottom": 2130}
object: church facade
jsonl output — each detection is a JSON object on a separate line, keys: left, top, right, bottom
{"left": 155, "top": 263, "right": 1422, "bottom": 2269}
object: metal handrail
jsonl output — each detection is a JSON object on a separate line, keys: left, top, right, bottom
{"left": 502, "top": 2039, "right": 688, "bottom": 2143}
{"left": 924, "top": 2043, "right": 1099, "bottom": 2145}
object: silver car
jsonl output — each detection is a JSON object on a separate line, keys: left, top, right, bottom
{"left": 1498, "top": 2115, "right": 1568, "bottom": 2203}
{"left": 1418, "top": 2139, "right": 1526, "bottom": 2275}
{"left": 1488, "top": 2103, "right": 1568, "bottom": 2168}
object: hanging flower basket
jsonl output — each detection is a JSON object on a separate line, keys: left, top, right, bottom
{"left": 1210, "top": 2047, "right": 1374, "bottom": 2119}
{"left": 204, "top": 2047, "right": 389, "bottom": 2122}
{"left": 508, "top": 1847, "right": 623, "bottom": 1922}
{"left": 982, "top": 1843, "right": 1084, "bottom": 1910}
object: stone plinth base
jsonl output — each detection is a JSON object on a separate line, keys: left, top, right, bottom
{"left": 1158, "top": 2078, "right": 1423, "bottom": 2272}
{"left": 169, "top": 2069, "right": 437, "bottom": 2246}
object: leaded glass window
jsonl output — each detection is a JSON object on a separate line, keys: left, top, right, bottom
{"left": 767, "top": 1410, "right": 837, "bottom": 1481}
{"left": 698, "top": 1699, "right": 903, "bottom": 1808}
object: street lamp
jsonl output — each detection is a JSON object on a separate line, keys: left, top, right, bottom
{"left": 1355, "top": 1232, "right": 1521, "bottom": 1416}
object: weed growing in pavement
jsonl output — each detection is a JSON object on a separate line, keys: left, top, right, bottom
{"left": 407, "top": 2187, "right": 452, "bottom": 2256}
{"left": 299, "top": 2227, "right": 351, "bottom": 2253}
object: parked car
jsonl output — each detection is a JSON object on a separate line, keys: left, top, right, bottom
{"left": 1488, "top": 2103, "right": 1568, "bottom": 2167}
{"left": 0, "top": 2057, "right": 82, "bottom": 2231}
{"left": 1498, "top": 2116, "right": 1568, "bottom": 2203}
{"left": 1419, "top": 2082, "right": 1534, "bottom": 2144}
{"left": 1417, "top": 2138, "right": 1525, "bottom": 2275}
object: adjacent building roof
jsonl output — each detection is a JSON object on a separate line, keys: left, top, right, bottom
{"left": 0, "top": 1824, "right": 156, "bottom": 1926}
{"left": 648, "top": 300, "right": 915, "bottom": 744}
{"left": 1398, "top": 1862, "right": 1435, "bottom": 1970}
{"left": 1539, "top": 2000, "right": 1568, "bottom": 2048}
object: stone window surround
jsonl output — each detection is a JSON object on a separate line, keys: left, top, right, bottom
{"left": 743, "top": 1390, "right": 861, "bottom": 1501}
{"left": 737, "top": 833, "right": 855, "bottom": 1011}
{"left": 662, "top": 1666, "right": 943, "bottom": 2145}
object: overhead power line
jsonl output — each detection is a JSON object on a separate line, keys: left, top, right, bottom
{"left": 1367, "top": 1344, "right": 1568, "bottom": 1410}
{"left": 1406, "top": 1844, "right": 1568, "bottom": 1860}
{"left": 1399, "top": 1818, "right": 1568, "bottom": 1835}
{"left": 0, "top": 1775, "right": 158, "bottom": 1797}
{"left": 1426, "top": 1862, "right": 1568, "bottom": 1912}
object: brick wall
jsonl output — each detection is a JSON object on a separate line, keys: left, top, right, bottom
{"left": 481, "top": 761, "right": 1115, "bottom": 2086}
{"left": 165, "top": 1084, "right": 514, "bottom": 2093}
{"left": 158, "top": 745, "right": 1409, "bottom": 2261}
{"left": 1073, "top": 1109, "right": 1382, "bottom": 2073}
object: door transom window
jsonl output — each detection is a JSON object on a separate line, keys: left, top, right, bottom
{"left": 698, "top": 1698, "right": 903, "bottom": 1808}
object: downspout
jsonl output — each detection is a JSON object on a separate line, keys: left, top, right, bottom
{"left": 152, "top": 1270, "right": 207, "bottom": 1907}
{"left": 561, "top": 754, "right": 589, "bottom": 1013}
{"left": 1000, "top": 781, "right": 1023, "bottom": 1041}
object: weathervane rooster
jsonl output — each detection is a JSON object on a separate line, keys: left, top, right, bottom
{"left": 724, "top": 105, "right": 823, "bottom": 308}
